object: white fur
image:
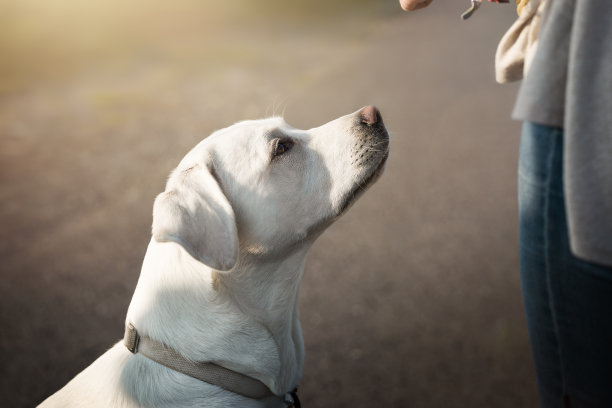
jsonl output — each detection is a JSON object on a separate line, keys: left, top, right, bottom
{"left": 39, "top": 108, "right": 389, "bottom": 408}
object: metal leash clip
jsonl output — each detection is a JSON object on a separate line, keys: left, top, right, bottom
{"left": 461, "top": 0, "right": 482, "bottom": 20}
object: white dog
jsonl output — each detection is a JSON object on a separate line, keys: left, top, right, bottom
{"left": 39, "top": 106, "right": 389, "bottom": 408}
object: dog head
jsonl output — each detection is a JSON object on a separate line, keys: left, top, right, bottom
{"left": 152, "top": 106, "right": 389, "bottom": 271}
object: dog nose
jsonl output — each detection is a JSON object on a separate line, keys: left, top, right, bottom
{"left": 358, "top": 105, "right": 382, "bottom": 126}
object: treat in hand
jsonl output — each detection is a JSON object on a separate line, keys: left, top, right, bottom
{"left": 461, "top": 0, "right": 510, "bottom": 20}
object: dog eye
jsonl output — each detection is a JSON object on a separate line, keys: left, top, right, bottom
{"left": 273, "top": 139, "right": 293, "bottom": 157}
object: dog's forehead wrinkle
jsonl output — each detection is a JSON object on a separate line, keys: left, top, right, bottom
{"left": 179, "top": 163, "right": 201, "bottom": 176}
{"left": 264, "top": 121, "right": 302, "bottom": 137}
{"left": 264, "top": 127, "right": 286, "bottom": 142}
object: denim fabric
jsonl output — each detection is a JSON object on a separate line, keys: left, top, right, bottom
{"left": 518, "top": 122, "right": 612, "bottom": 408}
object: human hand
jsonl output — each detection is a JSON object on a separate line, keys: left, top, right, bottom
{"left": 398, "top": 0, "right": 433, "bottom": 11}
{"left": 399, "top": 0, "right": 508, "bottom": 12}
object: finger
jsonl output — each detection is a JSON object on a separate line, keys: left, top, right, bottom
{"left": 399, "top": 0, "right": 433, "bottom": 12}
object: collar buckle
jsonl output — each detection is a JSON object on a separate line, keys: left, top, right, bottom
{"left": 284, "top": 388, "right": 301, "bottom": 408}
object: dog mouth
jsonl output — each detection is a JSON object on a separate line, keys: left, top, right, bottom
{"left": 337, "top": 143, "right": 389, "bottom": 215}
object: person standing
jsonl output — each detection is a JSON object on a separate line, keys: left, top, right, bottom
{"left": 399, "top": 1, "right": 612, "bottom": 407}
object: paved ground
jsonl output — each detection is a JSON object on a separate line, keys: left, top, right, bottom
{"left": 0, "top": 1, "right": 538, "bottom": 407}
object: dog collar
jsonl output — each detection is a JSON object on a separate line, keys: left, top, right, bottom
{"left": 124, "top": 323, "right": 300, "bottom": 407}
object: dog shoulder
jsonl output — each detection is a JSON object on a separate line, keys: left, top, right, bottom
{"left": 39, "top": 343, "right": 138, "bottom": 408}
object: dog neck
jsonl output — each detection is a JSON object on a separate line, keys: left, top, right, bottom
{"left": 125, "top": 238, "right": 308, "bottom": 396}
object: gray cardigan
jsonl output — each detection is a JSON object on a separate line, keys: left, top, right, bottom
{"left": 513, "top": 0, "right": 612, "bottom": 267}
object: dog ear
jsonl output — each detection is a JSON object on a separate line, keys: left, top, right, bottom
{"left": 151, "top": 164, "right": 238, "bottom": 271}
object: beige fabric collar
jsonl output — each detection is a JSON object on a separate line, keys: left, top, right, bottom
{"left": 123, "top": 322, "right": 299, "bottom": 405}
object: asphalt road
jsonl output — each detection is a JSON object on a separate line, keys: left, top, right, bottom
{"left": 0, "top": 2, "right": 537, "bottom": 407}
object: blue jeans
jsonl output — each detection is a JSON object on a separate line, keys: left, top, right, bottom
{"left": 518, "top": 122, "right": 612, "bottom": 408}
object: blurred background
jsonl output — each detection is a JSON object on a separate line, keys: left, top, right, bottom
{"left": 0, "top": 0, "right": 537, "bottom": 407}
